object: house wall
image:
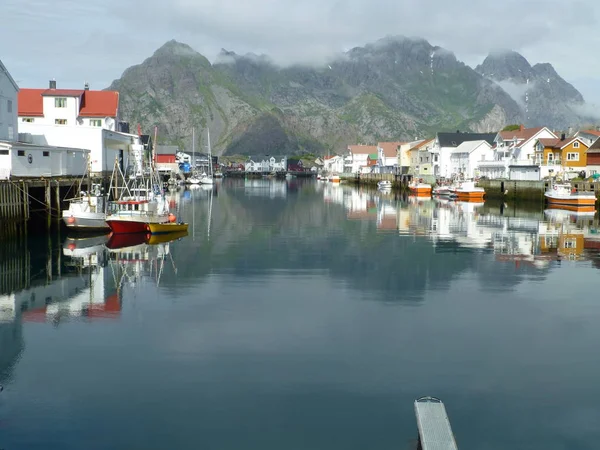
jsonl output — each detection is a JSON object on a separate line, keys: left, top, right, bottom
{"left": 0, "top": 68, "right": 18, "bottom": 141}
{"left": 18, "top": 124, "right": 135, "bottom": 173}
{"left": 509, "top": 166, "right": 541, "bottom": 181}
{"left": 560, "top": 141, "right": 588, "bottom": 169}
{"left": 511, "top": 129, "right": 557, "bottom": 162}
{"left": 9, "top": 145, "right": 88, "bottom": 177}
{"left": 586, "top": 153, "right": 600, "bottom": 174}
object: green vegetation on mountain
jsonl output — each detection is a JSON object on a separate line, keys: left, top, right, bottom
{"left": 108, "top": 37, "right": 584, "bottom": 156}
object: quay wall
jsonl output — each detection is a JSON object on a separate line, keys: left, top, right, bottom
{"left": 340, "top": 173, "right": 412, "bottom": 189}
{"left": 478, "top": 180, "right": 600, "bottom": 202}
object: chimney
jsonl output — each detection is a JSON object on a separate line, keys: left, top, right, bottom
{"left": 49, "top": 79, "right": 56, "bottom": 89}
{"left": 84, "top": 82, "right": 89, "bottom": 90}
{"left": 561, "top": 133, "right": 566, "bottom": 141}
{"left": 520, "top": 124, "right": 524, "bottom": 131}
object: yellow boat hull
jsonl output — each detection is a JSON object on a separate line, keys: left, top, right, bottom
{"left": 146, "top": 222, "right": 189, "bottom": 235}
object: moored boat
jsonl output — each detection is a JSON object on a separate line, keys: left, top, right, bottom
{"left": 409, "top": 182, "right": 432, "bottom": 197}
{"left": 147, "top": 230, "right": 189, "bottom": 245}
{"left": 544, "top": 183, "right": 596, "bottom": 212}
{"left": 377, "top": 180, "right": 392, "bottom": 190}
{"left": 330, "top": 174, "right": 341, "bottom": 183}
{"left": 454, "top": 180, "right": 485, "bottom": 201}
{"left": 146, "top": 221, "right": 189, "bottom": 234}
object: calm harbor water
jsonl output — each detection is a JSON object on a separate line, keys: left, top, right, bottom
{"left": 1, "top": 179, "right": 600, "bottom": 450}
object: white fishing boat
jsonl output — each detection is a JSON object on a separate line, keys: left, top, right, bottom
{"left": 62, "top": 160, "right": 110, "bottom": 231}
{"left": 544, "top": 180, "right": 596, "bottom": 212}
{"left": 377, "top": 180, "right": 392, "bottom": 189}
{"left": 186, "top": 128, "right": 201, "bottom": 185}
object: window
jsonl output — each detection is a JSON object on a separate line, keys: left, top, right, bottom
{"left": 573, "top": 141, "right": 580, "bottom": 148}
{"left": 43, "top": 151, "right": 49, "bottom": 157}
{"left": 22, "top": 118, "right": 34, "bottom": 123}
{"left": 55, "top": 97, "right": 67, "bottom": 108}
{"left": 7, "top": 100, "right": 12, "bottom": 113}
{"left": 17, "top": 150, "right": 25, "bottom": 156}
{"left": 0, "top": 149, "right": 8, "bottom": 155}
{"left": 567, "top": 152, "right": 579, "bottom": 161}
{"left": 55, "top": 119, "right": 67, "bottom": 125}
{"left": 90, "top": 119, "right": 102, "bottom": 127}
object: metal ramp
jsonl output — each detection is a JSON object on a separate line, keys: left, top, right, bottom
{"left": 414, "top": 396, "right": 458, "bottom": 450}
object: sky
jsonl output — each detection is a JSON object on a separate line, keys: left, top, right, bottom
{"left": 2, "top": 0, "right": 600, "bottom": 104}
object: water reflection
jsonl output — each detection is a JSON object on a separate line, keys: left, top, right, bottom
{"left": 320, "top": 182, "right": 600, "bottom": 266}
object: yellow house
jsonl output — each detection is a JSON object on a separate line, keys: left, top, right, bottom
{"left": 535, "top": 136, "right": 589, "bottom": 170}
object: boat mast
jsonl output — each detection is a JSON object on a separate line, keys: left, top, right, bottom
{"left": 207, "top": 128, "right": 212, "bottom": 177}
{"left": 194, "top": 128, "right": 196, "bottom": 172}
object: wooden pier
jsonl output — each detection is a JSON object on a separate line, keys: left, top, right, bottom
{"left": 0, "top": 177, "right": 87, "bottom": 236}
{"left": 414, "top": 396, "right": 458, "bottom": 450}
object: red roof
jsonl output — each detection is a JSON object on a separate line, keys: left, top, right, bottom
{"left": 378, "top": 142, "right": 403, "bottom": 158}
{"left": 580, "top": 129, "right": 600, "bottom": 137}
{"left": 537, "top": 137, "right": 587, "bottom": 149}
{"left": 18, "top": 88, "right": 119, "bottom": 118}
{"left": 499, "top": 126, "right": 546, "bottom": 142}
{"left": 18, "top": 88, "right": 45, "bottom": 117}
{"left": 413, "top": 138, "right": 434, "bottom": 150}
{"left": 41, "top": 89, "right": 84, "bottom": 97}
{"left": 348, "top": 145, "right": 377, "bottom": 155}
{"left": 80, "top": 90, "right": 119, "bottom": 117}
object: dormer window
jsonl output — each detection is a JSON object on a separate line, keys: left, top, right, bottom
{"left": 55, "top": 98, "right": 67, "bottom": 108}
{"left": 573, "top": 141, "right": 580, "bottom": 148}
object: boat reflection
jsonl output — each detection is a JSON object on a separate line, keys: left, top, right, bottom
{"left": 323, "top": 184, "right": 600, "bottom": 266}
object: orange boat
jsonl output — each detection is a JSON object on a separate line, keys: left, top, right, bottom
{"left": 409, "top": 182, "right": 432, "bottom": 197}
{"left": 544, "top": 183, "right": 596, "bottom": 212}
{"left": 454, "top": 181, "right": 485, "bottom": 201}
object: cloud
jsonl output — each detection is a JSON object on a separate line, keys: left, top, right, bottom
{"left": 2, "top": 0, "right": 600, "bottom": 103}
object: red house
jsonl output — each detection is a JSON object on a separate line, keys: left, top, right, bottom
{"left": 155, "top": 145, "right": 178, "bottom": 164}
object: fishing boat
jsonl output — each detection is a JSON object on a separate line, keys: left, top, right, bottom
{"left": 409, "top": 180, "right": 432, "bottom": 197}
{"left": 146, "top": 221, "right": 189, "bottom": 234}
{"left": 105, "top": 129, "right": 174, "bottom": 234}
{"left": 432, "top": 183, "right": 456, "bottom": 197}
{"left": 62, "top": 160, "right": 110, "bottom": 230}
{"left": 454, "top": 180, "right": 485, "bottom": 201}
{"left": 377, "top": 180, "right": 392, "bottom": 189}
{"left": 329, "top": 174, "right": 341, "bottom": 183}
{"left": 147, "top": 230, "right": 188, "bottom": 245}
{"left": 544, "top": 182, "right": 596, "bottom": 212}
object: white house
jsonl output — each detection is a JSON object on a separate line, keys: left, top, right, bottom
{"left": 376, "top": 142, "right": 400, "bottom": 173}
{"left": 574, "top": 129, "right": 600, "bottom": 146}
{"left": 246, "top": 156, "right": 287, "bottom": 172}
{"left": 0, "top": 141, "right": 88, "bottom": 179}
{"left": 322, "top": 155, "right": 344, "bottom": 173}
{"left": 448, "top": 140, "right": 493, "bottom": 179}
{"left": 0, "top": 59, "right": 18, "bottom": 142}
{"left": 432, "top": 132, "right": 497, "bottom": 178}
{"left": 346, "top": 145, "right": 377, "bottom": 173}
{"left": 478, "top": 126, "right": 557, "bottom": 179}
{"left": 18, "top": 81, "right": 142, "bottom": 175}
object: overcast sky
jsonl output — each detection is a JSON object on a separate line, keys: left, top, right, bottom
{"left": 3, "top": 0, "right": 600, "bottom": 103}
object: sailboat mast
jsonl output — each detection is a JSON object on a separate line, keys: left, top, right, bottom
{"left": 207, "top": 128, "right": 212, "bottom": 177}
{"left": 192, "top": 127, "right": 195, "bottom": 171}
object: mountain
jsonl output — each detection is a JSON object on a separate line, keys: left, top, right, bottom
{"left": 475, "top": 50, "right": 587, "bottom": 129}
{"left": 108, "top": 38, "right": 580, "bottom": 156}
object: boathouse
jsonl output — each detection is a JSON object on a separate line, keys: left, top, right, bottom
{"left": 0, "top": 140, "right": 88, "bottom": 179}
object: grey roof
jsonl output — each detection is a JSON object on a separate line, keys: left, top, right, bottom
{"left": 437, "top": 132, "right": 497, "bottom": 148}
{"left": 0, "top": 59, "right": 19, "bottom": 92}
{"left": 155, "top": 145, "right": 179, "bottom": 155}
{"left": 588, "top": 137, "right": 600, "bottom": 152}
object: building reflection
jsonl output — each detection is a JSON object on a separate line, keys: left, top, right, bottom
{"left": 322, "top": 184, "right": 600, "bottom": 266}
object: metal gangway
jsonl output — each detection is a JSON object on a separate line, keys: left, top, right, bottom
{"left": 414, "top": 396, "right": 458, "bottom": 450}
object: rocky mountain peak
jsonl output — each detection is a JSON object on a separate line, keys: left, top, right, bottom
{"left": 476, "top": 50, "right": 533, "bottom": 82}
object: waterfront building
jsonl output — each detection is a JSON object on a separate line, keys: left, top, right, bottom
{"left": 0, "top": 59, "right": 18, "bottom": 142}
{"left": 18, "top": 81, "right": 144, "bottom": 175}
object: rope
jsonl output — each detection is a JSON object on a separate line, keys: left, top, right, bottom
{"left": 8, "top": 181, "right": 62, "bottom": 218}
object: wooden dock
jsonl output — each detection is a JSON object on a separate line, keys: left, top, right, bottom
{"left": 0, "top": 177, "right": 88, "bottom": 235}
{"left": 414, "top": 396, "right": 458, "bottom": 450}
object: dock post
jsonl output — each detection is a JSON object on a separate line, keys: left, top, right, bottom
{"left": 54, "top": 181, "right": 61, "bottom": 221}
{"left": 45, "top": 180, "right": 51, "bottom": 228}
{"left": 23, "top": 181, "right": 30, "bottom": 222}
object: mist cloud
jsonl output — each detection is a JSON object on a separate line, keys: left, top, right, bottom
{"left": 3, "top": 0, "right": 600, "bottom": 104}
